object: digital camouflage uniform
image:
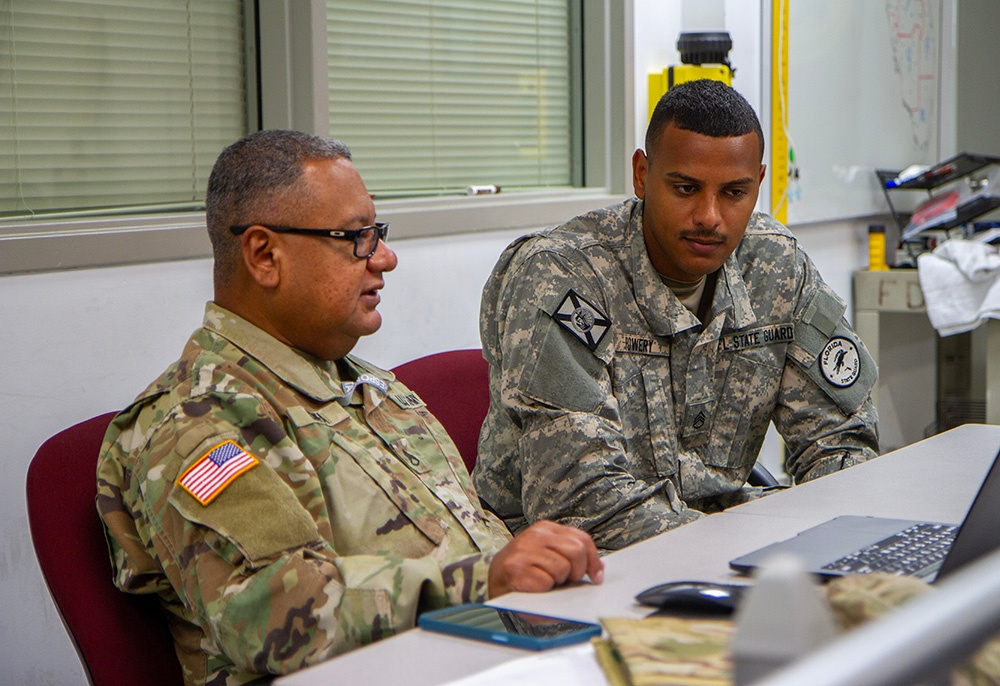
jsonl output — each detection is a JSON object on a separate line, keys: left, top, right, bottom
{"left": 97, "top": 303, "right": 511, "bottom": 686}
{"left": 474, "top": 199, "right": 879, "bottom": 551}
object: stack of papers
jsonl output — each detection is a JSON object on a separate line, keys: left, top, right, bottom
{"left": 437, "top": 642, "right": 606, "bottom": 686}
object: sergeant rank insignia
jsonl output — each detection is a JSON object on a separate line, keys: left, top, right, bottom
{"left": 553, "top": 289, "right": 610, "bottom": 351}
{"left": 819, "top": 336, "right": 860, "bottom": 387}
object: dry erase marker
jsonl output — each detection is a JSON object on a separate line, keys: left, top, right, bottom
{"left": 926, "top": 162, "right": 957, "bottom": 180}
{"left": 884, "top": 165, "right": 929, "bottom": 189}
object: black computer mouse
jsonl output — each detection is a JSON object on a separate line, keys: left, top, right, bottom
{"left": 635, "top": 581, "right": 747, "bottom": 614}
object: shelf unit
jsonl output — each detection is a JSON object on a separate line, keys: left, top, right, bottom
{"left": 876, "top": 152, "right": 1000, "bottom": 241}
{"left": 864, "top": 153, "right": 1000, "bottom": 446}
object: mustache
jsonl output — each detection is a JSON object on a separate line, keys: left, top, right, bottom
{"left": 679, "top": 229, "right": 725, "bottom": 242}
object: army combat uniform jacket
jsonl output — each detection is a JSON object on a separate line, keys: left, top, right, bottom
{"left": 98, "top": 304, "right": 511, "bottom": 686}
{"left": 474, "top": 199, "right": 879, "bottom": 551}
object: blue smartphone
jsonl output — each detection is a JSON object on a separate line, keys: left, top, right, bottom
{"left": 418, "top": 603, "right": 602, "bottom": 650}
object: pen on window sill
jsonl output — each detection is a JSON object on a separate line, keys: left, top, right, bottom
{"left": 466, "top": 184, "right": 502, "bottom": 196}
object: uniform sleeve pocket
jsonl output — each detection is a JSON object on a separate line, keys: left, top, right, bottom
{"left": 169, "top": 436, "right": 323, "bottom": 566}
{"left": 704, "top": 354, "right": 782, "bottom": 470}
{"left": 789, "top": 284, "right": 871, "bottom": 414}
{"left": 518, "top": 313, "right": 606, "bottom": 413}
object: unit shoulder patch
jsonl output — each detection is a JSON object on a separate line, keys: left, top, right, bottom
{"left": 177, "top": 439, "right": 259, "bottom": 506}
{"left": 819, "top": 337, "right": 861, "bottom": 388}
{"left": 552, "top": 289, "right": 611, "bottom": 351}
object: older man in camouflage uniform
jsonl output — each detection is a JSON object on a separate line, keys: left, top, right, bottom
{"left": 474, "top": 80, "right": 879, "bottom": 552}
{"left": 97, "top": 130, "right": 602, "bottom": 686}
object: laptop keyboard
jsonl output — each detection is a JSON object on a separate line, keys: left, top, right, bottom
{"left": 820, "top": 523, "right": 958, "bottom": 578}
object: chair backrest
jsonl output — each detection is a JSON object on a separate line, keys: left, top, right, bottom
{"left": 391, "top": 349, "right": 490, "bottom": 474}
{"left": 26, "top": 412, "right": 183, "bottom": 686}
{"left": 390, "top": 349, "right": 782, "bottom": 488}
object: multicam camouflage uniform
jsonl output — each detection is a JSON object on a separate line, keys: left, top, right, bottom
{"left": 474, "top": 199, "right": 879, "bottom": 551}
{"left": 825, "top": 574, "right": 1000, "bottom": 684}
{"left": 97, "top": 303, "right": 511, "bottom": 686}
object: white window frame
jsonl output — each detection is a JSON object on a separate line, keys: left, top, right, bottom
{"left": 0, "top": 0, "right": 632, "bottom": 276}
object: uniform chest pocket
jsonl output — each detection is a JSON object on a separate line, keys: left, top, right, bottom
{"left": 632, "top": 357, "right": 677, "bottom": 479}
{"left": 387, "top": 435, "right": 434, "bottom": 475}
{"left": 605, "top": 350, "right": 669, "bottom": 478}
{"left": 704, "top": 353, "right": 783, "bottom": 470}
{"left": 286, "top": 405, "right": 448, "bottom": 547}
{"left": 329, "top": 432, "right": 448, "bottom": 545}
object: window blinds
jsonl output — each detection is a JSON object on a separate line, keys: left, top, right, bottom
{"left": 326, "top": 0, "right": 573, "bottom": 197}
{"left": 0, "top": 0, "right": 245, "bottom": 218}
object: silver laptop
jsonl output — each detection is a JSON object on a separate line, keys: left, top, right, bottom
{"left": 729, "top": 445, "right": 1000, "bottom": 583}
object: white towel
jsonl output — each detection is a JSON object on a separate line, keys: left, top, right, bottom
{"left": 917, "top": 239, "right": 1000, "bottom": 336}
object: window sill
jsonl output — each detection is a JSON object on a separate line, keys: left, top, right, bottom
{"left": 0, "top": 188, "right": 626, "bottom": 276}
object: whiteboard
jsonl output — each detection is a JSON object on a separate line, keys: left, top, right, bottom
{"left": 784, "top": 0, "right": 941, "bottom": 224}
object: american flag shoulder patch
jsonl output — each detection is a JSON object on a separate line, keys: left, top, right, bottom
{"left": 177, "top": 439, "right": 259, "bottom": 506}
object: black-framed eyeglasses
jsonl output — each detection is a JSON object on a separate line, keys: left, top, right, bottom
{"left": 229, "top": 222, "right": 389, "bottom": 259}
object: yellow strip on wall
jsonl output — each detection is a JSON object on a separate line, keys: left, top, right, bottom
{"left": 771, "top": 0, "right": 789, "bottom": 223}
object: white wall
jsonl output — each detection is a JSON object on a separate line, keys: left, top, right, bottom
{"left": 0, "top": 3, "right": 900, "bottom": 684}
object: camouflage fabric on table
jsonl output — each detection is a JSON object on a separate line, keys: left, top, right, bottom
{"left": 595, "top": 574, "right": 1000, "bottom": 686}
{"left": 825, "top": 574, "right": 1000, "bottom": 685}
{"left": 824, "top": 571, "right": 931, "bottom": 630}
{"left": 475, "top": 199, "right": 879, "bottom": 551}
{"left": 597, "top": 616, "right": 734, "bottom": 686}
{"left": 592, "top": 636, "right": 632, "bottom": 686}
{"left": 97, "top": 303, "right": 511, "bottom": 686}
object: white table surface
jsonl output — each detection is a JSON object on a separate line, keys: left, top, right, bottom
{"left": 275, "top": 423, "right": 1000, "bottom": 686}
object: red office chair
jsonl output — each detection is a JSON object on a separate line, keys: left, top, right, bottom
{"left": 26, "top": 412, "right": 183, "bottom": 686}
{"left": 391, "top": 349, "right": 490, "bottom": 474}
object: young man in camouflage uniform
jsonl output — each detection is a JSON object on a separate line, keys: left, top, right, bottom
{"left": 97, "top": 130, "right": 603, "bottom": 686}
{"left": 474, "top": 79, "right": 879, "bottom": 552}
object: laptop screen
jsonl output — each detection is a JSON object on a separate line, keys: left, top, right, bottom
{"left": 935, "top": 444, "right": 1000, "bottom": 581}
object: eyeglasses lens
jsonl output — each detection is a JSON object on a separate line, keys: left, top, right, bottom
{"left": 355, "top": 225, "right": 387, "bottom": 258}
{"left": 355, "top": 228, "right": 375, "bottom": 258}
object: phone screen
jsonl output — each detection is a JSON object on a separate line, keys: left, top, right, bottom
{"left": 418, "top": 603, "right": 602, "bottom": 650}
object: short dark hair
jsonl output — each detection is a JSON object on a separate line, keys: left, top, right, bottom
{"left": 645, "top": 79, "right": 764, "bottom": 162}
{"left": 205, "top": 129, "right": 353, "bottom": 286}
